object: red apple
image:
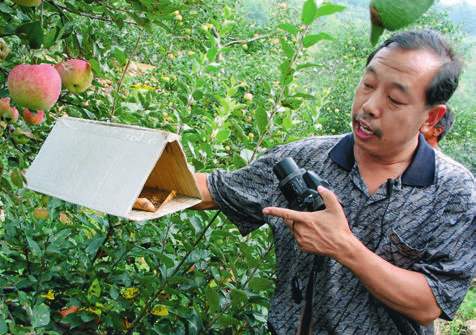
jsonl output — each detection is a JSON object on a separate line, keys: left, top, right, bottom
{"left": 55, "top": 59, "right": 93, "bottom": 93}
{"left": 23, "top": 109, "right": 44, "bottom": 126}
{"left": 12, "top": 0, "right": 42, "bottom": 6}
{"left": 59, "top": 305, "right": 80, "bottom": 327}
{"left": 0, "top": 41, "right": 9, "bottom": 62}
{"left": 8, "top": 64, "right": 62, "bottom": 111}
{"left": 0, "top": 98, "right": 19, "bottom": 123}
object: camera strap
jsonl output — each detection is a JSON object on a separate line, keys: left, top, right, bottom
{"left": 297, "top": 255, "right": 320, "bottom": 335}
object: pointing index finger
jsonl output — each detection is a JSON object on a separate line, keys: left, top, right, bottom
{"left": 263, "top": 207, "right": 304, "bottom": 227}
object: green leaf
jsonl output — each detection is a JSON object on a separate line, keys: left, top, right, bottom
{"left": 88, "top": 278, "right": 101, "bottom": 301}
{"left": 296, "top": 62, "right": 325, "bottom": 71}
{"left": 155, "top": 251, "right": 175, "bottom": 268}
{"left": 216, "top": 129, "right": 231, "bottom": 143}
{"left": 206, "top": 64, "right": 222, "bottom": 73}
{"left": 276, "top": 23, "right": 298, "bottom": 36}
{"left": 281, "top": 98, "right": 303, "bottom": 110}
{"left": 230, "top": 289, "right": 248, "bottom": 308}
{"left": 0, "top": 317, "right": 7, "bottom": 334}
{"left": 248, "top": 277, "right": 275, "bottom": 291}
{"left": 16, "top": 21, "right": 44, "bottom": 49}
{"left": 279, "top": 37, "right": 295, "bottom": 59}
{"left": 303, "top": 33, "right": 334, "bottom": 48}
{"left": 301, "top": 0, "right": 318, "bottom": 25}
{"left": 240, "top": 149, "right": 254, "bottom": 163}
{"left": 233, "top": 153, "right": 247, "bottom": 169}
{"left": 282, "top": 116, "right": 293, "bottom": 130}
{"left": 316, "top": 3, "right": 346, "bottom": 18}
{"left": 231, "top": 120, "right": 246, "bottom": 142}
{"left": 88, "top": 58, "right": 104, "bottom": 78}
{"left": 205, "top": 286, "right": 220, "bottom": 313}
{"left": 219, "top": 22, "right": 234, "bottom": 36}
{"left": 10, "top": 168, "right": 24, "bottom": 188}
{"left": 112, "top": 47, "right": 127, "bottom": 66}
{"left": 255, "top": 107, "right": 268, "bottom": 136}
{"left": 206, "top": 47, "right": 218, "bottom": 62}
{"left": 26, "top": 237, "right": 42, "bottom": 257}
{"left": 217, "top": 314, "right": 239, "bottom": 327}
{"left": 30, "top": 304, "right": 50, "bottom": 328}
{"left": 224, "top": 6, "right": 231, "bottom": 19}
{"left": 192, "top": 89, "right": 204, "bottom": 100}
{"left": 279, "top": 60, "right": 295, "bottom": 85}
{"left": 86, "top": 237, "right": 105, "bottom": 255}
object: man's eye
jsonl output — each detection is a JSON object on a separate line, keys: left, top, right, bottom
{"left": 364, "top": 83, "right": 373, "bottom": 89}
{"left": 389, "top": 96, "right": 403, "bottom": 105}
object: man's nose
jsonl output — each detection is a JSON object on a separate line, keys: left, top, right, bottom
{"left": 362, "top": 92, "right": 382, "bottom": 118}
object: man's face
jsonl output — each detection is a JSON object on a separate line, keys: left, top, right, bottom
{"left": 352, "top": 44, "right": 441, "bottom": 158}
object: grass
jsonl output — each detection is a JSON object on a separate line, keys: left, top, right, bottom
{"left": 437, "top": 285, "right": 475, "bottom": 334}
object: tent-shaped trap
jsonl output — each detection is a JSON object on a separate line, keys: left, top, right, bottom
{"left": 25, "top": 116, "right": 202, "bottom": 221}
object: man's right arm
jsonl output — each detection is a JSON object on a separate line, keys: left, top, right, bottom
{"left": 191, "top": 173, "right": 218, "bottom": 210}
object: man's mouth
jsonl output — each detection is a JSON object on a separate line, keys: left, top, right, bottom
{"left": 358, "top": 120, "right": 375, "bottom": 135}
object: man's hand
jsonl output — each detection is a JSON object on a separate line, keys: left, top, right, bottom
{"left": 263, "top": 186, "right": 357, "bottom": 260}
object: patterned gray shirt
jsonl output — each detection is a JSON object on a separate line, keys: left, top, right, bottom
{"left": 207, "top": 133, "right": 475, "bottom": 335}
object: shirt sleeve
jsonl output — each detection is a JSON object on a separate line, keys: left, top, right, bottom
{"left": 207, "top": 146, "right": 282, "bottom": 236}
{"left": 414, "top": 172, "right": 475, "bottom": 320}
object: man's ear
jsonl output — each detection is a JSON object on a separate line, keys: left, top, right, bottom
{"left": 433, "top": 125, "right": 444, "bottom": 137}
{"left": 420, "top": 104, "right": 446, "bottom": 133}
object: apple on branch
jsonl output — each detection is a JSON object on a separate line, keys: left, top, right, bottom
{"left": 23, "top": 109, "right": 44, "bottom": 126}
{"left": 55, "top": 59, "right": 93, "bottom": 93}
{"left": 8, "top": 64, "right": 62, "bottom": 111}
{"left": 0, "top": 97, "right": 19, "bottom": 123}
{"left": 13, "top": 128, "right": 32, "bottom": 144}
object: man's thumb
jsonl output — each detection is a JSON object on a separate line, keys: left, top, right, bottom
{"left": 318, "top": 186, "right": 340, "bottom": 209}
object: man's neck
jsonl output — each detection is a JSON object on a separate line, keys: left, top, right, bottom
{"left": 354, "top": 141, "right": 417, "bottom": 195}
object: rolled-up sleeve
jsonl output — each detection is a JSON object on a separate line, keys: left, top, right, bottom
{"left": 207, "top": 148, "right": 281, "bottom": 236}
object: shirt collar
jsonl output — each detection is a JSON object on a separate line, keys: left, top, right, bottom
{"left": 329, "top": 133, "right": 435, "bottom": 186}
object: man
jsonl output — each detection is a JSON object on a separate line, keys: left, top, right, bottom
{"left": 421, "top": 106, "right": 455, "bottom": 149}
{"left": 193, "top": 30, "right": 475, "bottom": 334}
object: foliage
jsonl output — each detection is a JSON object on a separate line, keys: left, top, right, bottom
{"left": 0, "top": 0, "right": 473, "bottom": 334}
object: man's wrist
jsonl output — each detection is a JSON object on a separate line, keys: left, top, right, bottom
{"left": 333, "top": 234, "right": 368, "bottom": 270}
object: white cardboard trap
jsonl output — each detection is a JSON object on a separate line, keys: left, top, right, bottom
{"left": 25, "top": 116, "right": 202, "bottom": 221}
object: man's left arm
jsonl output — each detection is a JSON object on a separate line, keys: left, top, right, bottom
{"left": 263, "top": 186, "right": 443, "bottom": 325}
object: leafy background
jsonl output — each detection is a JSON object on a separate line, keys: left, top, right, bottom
{"left": 0, "top": 0, "right": 473, "bottom": 334}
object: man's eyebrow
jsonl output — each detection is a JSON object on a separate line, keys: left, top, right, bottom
{"left": 365, "top": 65, "right": 410, "bottom": 94}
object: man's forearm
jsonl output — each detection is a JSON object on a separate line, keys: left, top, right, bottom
{"left": 338, "top": 235, "right": 442, "bottom": 325}
{"left": 191, "top": 173, "right": 218, "bottom": 210}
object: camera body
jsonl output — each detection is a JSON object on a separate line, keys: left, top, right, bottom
{"left": 272, "top": 157, "right": 330, "bottom": 304}
{"left": 273, "top": 157, "right": 330, "bottom": 212}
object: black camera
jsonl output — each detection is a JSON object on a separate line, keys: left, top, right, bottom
{"left": 273, "top": 157, "right": 331, "bottom": 304}
{"left": 273, "top": 157, "right": 329, "bottom": 212}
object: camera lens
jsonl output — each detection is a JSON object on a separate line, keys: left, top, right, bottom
{"left": 273, "top": 157, "right": 300, "bottom": 181}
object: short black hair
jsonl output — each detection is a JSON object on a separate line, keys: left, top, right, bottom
{"left": 366, "top": 30, "right": 463, "bottom": 107}
{"left": 436, "top": 106, "right": 455, "bottom": 142}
